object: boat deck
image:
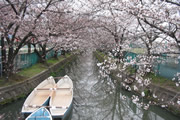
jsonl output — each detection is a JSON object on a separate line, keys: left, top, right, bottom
{"left": 30, "top": 91, "right": 51, "bottom": 105}
{"left": 30, "top": 84, "right": 54, "bottom": 105}
{"left": 23, "top": 84, "right": 55, "bottom": 112}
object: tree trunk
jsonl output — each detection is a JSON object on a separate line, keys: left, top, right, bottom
{"left": 5, "top": 45, "right": 15, "bottom": 78}
{"left": 28, "top": 43, "right": 31, "bottom": 53}
{"left": 1, "top": 36, "right": 7, "bottom": 76}
{"left": 4, "top": 60, "right": 14, "bottom": 80}
{"left": 41, "top": 46, "right": 46, "bottom": 63}
{"left": 118, "top": 45, "right": 124, "bottom": 63}
{"left": 33, "top": 44, "right": 46, "bottom": 63}
{"left": 1, "top": 37, "right": 15, "bottom": 78}
{"left": 54, "top": 50, "right": 58, "bottom": 59}
{"left": 34, "top": 49, "right": 46, "bottom": 63}
{"left": 40, "top": 54, "right": 46, "bottom": 63}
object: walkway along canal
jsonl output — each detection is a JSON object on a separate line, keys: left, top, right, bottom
{"left": 0, "top": 52, "right": 180, "bottom": 120}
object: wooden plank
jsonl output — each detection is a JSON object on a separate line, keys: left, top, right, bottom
{"left": 24, "top": 105, "right": 68, "bottom": 109}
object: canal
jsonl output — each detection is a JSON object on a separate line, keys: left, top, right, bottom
{"left": 0, "top": 52, "right": 179, "bottom": 120}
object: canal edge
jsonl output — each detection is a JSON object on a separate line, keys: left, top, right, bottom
{"left": 93, "top": 51, "right": 180, "bottom": 117}
{"left": 0, "top": 53, "right": 79, "bottom": 105}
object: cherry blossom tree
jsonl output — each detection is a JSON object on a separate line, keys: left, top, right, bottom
{"left": 0, "top": 0, "right": 65, "bottom": 78}
{"left": 86, "top": 0, "right": 180, "bottom": 111}
{"left": 94, "top": 4, "right": 135, "bottom": 62}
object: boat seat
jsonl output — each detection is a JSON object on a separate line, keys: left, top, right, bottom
{"left": 52, "top": 95, "right": 72, "bottom": 106}
{"left": 35, "top": 88, "right": 53, "bottom": 90}
{"left": 24, "top": 104, "right": 40, "bottom": 108}
{"left": 51, "top": 106, "right": 68, "bottom": 109}
{"left": 55, "top": 87, "right": 72, "bottom": 90}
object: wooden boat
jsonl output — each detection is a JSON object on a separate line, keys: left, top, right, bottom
{"left": 22, "top": 76, "right": 55, "bottom": 116}
{"left": 25, "top": 107, "right": 52, "bottom": 120}
{"left": 50, "top": 75, "right": 73, "bottom": 119}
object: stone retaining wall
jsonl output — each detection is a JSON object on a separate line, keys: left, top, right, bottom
{"left": 0, "top": 54, "right": 77, "bottom": 104}
{"left": 149, "top": 84, "right": 179, "bottom": 103}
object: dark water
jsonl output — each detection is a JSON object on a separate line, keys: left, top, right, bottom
{"left": 0, "top": 52, "right": 179, "bottom": 120}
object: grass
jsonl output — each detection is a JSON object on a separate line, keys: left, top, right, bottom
{"left": 65, "top": 52, "right": 72, "bottom": 57}
{"left": 0, "top": 53, "right": 72, "bottom": 87}
{"left": 96, "top": 50, "right": 109, "bottom": 62}
{"left": 18, "top": 54, "right": 72, "bottom": 78}
{"left": 17, "top": 63, "right": 47, "bottom": 78}
{"left": 47, "top": 53, "right": 71, "bottom": 65}
{"left": 19, "top": 53, "right": 72, "bottom": 78}
{"left": 97, "top": 51, "right": 105, "bottom": 57}
{"left": 95, "top": 51, "right": 105, "bottom": 62}
{"left": 146, "top": 73, "right": 170, "bottom": 85}
{"left": 47, "top": 58, "right": 59, "bottom": 64}
{"left": 128, "top": 48, "right": 146, "bottom": 54}
{"left": 124, "top": 66, "right": 180, "bottom": 92}
{"left": 126, "top": 66, "right": 136, "bottom": 74}
{"left": 145, "top": 73, "right": 180, "bottom": 91}
{"left": 0, "top": 74, "right": 27, "bottom": 87}
{"left": 47, "top": 57, "right": 64, "bottom": 65}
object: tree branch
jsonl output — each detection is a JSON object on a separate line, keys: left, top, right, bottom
{"left": 165, "top": 0, "right": 180, "bottom": 6}
{"left": 5, "top": 0, "right": 18, "bottom": 15}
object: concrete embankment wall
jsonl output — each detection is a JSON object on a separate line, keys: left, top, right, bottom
{"left": 0, "top": 54, "right": 77, "bottom": 105}
{"left": 94, "top": 51, "right": 180, "bottom": 116}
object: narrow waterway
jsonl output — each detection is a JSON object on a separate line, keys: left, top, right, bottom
{"left": 0, "top": 52, "right": 179, "bottom": 120}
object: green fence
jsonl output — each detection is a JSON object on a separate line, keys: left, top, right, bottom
{"left": 46, "top": 50, "right": 55, "bottom": 59}
{"left": 124, "top": 51, "right": 180, "bottom": 80}
{"left": 154, "top": 57, "right": 180, "bottom": 80}
{"left": 14, "top": 50, "right": 61, "bottom": 70}
{"left": 124, "top": 51, "right": 137, "bottom": 62}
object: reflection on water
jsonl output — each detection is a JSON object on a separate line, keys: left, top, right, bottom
{"left": 0, "top": 98, "right": 24, "bottom": 120}
{"left": 0, "top": 52, "right": 179, "bottom": 120}
{"left": 62, "top": 52, "right": 180, "bottom": 120}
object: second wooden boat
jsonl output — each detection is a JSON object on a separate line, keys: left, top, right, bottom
{"left": 22, "top": 76, "right": 55, "bottom": 116}
{"left": 50, "top": 75, "right": 73, "bottom": 119}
